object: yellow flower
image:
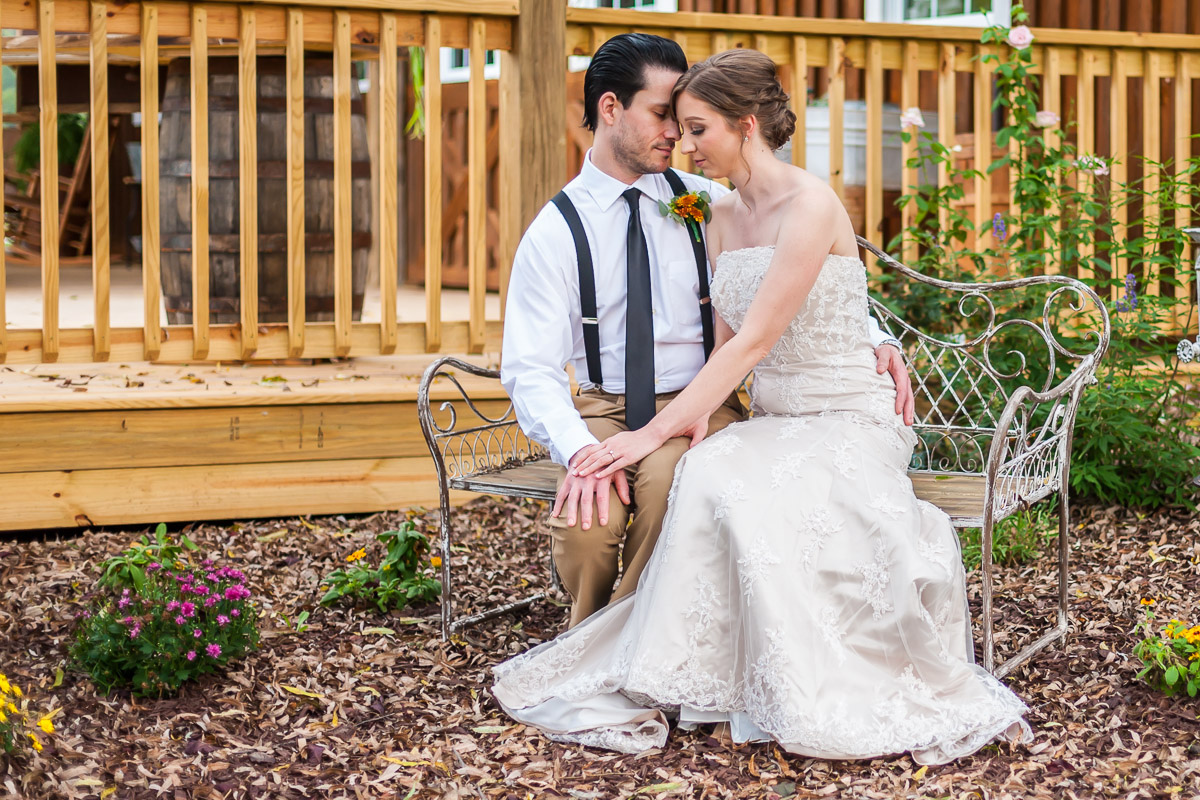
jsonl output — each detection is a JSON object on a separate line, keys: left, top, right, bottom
{"left": 11, "top": 684, "right": 21, "bottom": 698}
{"left": 27, "top": 732, "right": 41, "bottom": 752}
{"left": 6, "top": 703, "right": 16, "bottom": 714}
{"left": 37, "top": 717, "right": 53, "bottom": 735}
{"left": 1141, "top": 598, "right": 1156, "bottom": 606}
{"left": 430, "top": 556, "right": 443, "bottom": 568}
{"left": 0, "top": 675, "right": 9, "bottom": 695}
{"left": 0, "top": 710, "right": 7, "bottom": 723}
{"left": 346, "top": 548, "right": 367, "bottom": 563}
{"left": 381, "top": 563, "right": 391, "bottom": 572}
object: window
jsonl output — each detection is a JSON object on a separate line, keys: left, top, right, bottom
{"left": 568, "top": 0, "right": 678, "bottom": 12}
{"left": 440, "top": 47, "right": 500, "bottom": 84}
{"left": 864, "top": 0, "right": 1010, "bottom": 27}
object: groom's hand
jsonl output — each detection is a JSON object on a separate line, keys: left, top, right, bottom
{"left": 552, "top": 444, "right": 631, "bottom": 530}
{"left": 875, "top": 343, "right": 915, "bottom": 426}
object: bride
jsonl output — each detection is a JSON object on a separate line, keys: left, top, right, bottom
{"left": 492, "top": 49, "right": 1032, "bottom": 764}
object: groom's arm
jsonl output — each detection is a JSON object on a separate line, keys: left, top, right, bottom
{"left": 501, "top": 218, "right": 598, "bottom": 467}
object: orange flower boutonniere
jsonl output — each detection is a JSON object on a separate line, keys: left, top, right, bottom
{"left": 658, "top": 190, "right": 712, "bottom": 243}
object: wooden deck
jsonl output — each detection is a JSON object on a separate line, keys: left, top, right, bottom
{"left": 0, "top": 355, "right": 507, "bottom": 530}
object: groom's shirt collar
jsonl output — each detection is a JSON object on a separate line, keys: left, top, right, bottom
{"left": 579, "top": 150, "right": 671, "bottom": 212}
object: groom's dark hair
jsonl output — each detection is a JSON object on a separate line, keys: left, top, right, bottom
{"left": 582, "top": 33, "right": 688, "bottom": 132}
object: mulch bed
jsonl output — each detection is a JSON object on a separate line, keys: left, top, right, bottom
{"left": 1, "top": 499, "right": 1199, "bottom": 799}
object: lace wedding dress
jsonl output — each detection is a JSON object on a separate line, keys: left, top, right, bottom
{"left": 492, "top": 247, "right": 1032, "bottom": 764}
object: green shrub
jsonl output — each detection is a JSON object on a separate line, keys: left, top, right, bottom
{"left": 319, "top": 523, "right": 441, "bottom": 612}
{"left": 1134, "top": 608, "right": 1200, "bottom": 697}
{"left": 71, "top": 552, "right": 259, "bottom": 698}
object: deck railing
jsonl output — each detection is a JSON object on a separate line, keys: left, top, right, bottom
{"left": 1, "top": 0, "right": 519, "bottom": 364}
{"left": 566, "top": 8, "right": 1200, "bottom": 339}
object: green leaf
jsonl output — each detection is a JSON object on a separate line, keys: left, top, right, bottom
{"left": 1166, "top": 665, "right": 1180, "bottom": 685}
{"left": 657, "top": 199, "right": 671, "bottom": 216}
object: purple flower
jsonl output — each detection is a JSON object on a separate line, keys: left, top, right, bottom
{"left": 204, "top": 597, "right": 218, "bottom": 608}
{"left": 147, "top": 562, "right": 161, "bottom": 571}
{"left": 202, "top": 559, "right": 214, "bottom": 568}
{"left": 992, "top": 213, "right": 1007, "bottom": 243}
{"left": 117, "top": 597, "right": 132, "bottom": 610}
{"left": 193, "top": 628, "right": 203, "bottom": 639}
{"left": 166, "top": 600, "right": 181, "bottom": 612}
{"left": 206, "top": 644, "right": 222, "bottom": 658}
{"left": 231, "top": 609, "right": 241, "bottom": 618}
{"left": 182, "top": 602, "right": 197, "bottom": 618}
{"left": 206, "top": 573, "right": 218, "bottom": 583}
{"left": 217, "top": 615, "right": 230, "bottom": 627}
{"left": 128, "top": 624, "right": 141, "bottom": 639}
{"left": 224, "top": 585, "right": 250, "bottom": 601}
{"left": 186, "top": 650, "right": 197, "bottom": 661}
{"left": 121, "top": 616, "right": 135, "bottom": 625}
{"left": 1115, "top": 273, "right": 1140, "bottom": 312}
{"left": 175, "top": 615, "right": 186, "bottom": 625}
{"left": 192, "top": 584, "right": 210, "bottom": 597}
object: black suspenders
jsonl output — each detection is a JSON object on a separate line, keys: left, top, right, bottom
{"left": 550, "top": 170, "right": 716, "bottom": 388}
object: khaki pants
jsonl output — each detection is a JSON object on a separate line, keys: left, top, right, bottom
{"left": 551, "top": 389, "right": 745, "bottom": 627}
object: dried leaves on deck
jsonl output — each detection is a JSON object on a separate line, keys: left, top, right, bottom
{"left": 2, "top": 501, "right": 1200, "bottom": 798}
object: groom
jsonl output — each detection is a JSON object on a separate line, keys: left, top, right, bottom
{"left": 501, "top": 33, "right": 914, "bottom": 628}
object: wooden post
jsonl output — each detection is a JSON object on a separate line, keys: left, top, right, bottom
{"left": 900, "top": 40, "right": 918, "bottom": 265}
{"left": 973, "top": 44, "right": 993, "bottom": 250}
{"left": 510, "top": 0, "right": 566, "bottom": 236}
{"left": 790, "top": 36, "right": 807, "bottom": 169}
{"left": 1043, "top": 45, "right": 1062, "bottom": 274}
{"left": 467, "top": 17, "right": 488, "bottom": 354}
{"left": 238, "top": 7, "right": 258, "bottom": 359}
{"left": 937, "top": 42, "right": 956, "bottom": 237}
{"left": 333, "top": 10, "right": 353, "bottom": 357}
{"left": 379, "top": 13, "right": 399, "bottom": 353}
{"left": 141, "top": 2, "right": 162, "bottom": 360}
{"left": 1077, "top": 47, "right": 1098, "bottom": 281}
{"left": 39, "top": 0, "right": 59, "bottom": 362}
{"left": 1142, "top": 49, "right": 1163, "bottom": 300}
{"left": 828, "top": 37, "right": 845, "bottom": 200}
{"left": 864, "top": 38, "right": 882, "bottom": 270}
{"left": 286, "top": 9, "right": 305, "bottom": 357}
{"left": 1175, "top": 52, "right": 1193, "bottom": 333}
{"left": 90, "top": 0, "right": 109, "bottom": 361}
{"left": 190, "top": 5, "right": 210, "bottom": 360}
{"left": 424, "top": 16, "right": 444, "bottom": 351}
{"left": 1110, "top": 48, "right": 1130, "bottom": 300}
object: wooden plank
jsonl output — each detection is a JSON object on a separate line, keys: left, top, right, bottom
{"left": 712, "top": 31, "right": 729, "bottom": 54}
{"left": 333, "top": 9, "right": 353, "bottom": 357}
{"left": 671, "top": 30, "right": 689, "bottom": 173}
{"left": 908, "top": 473, "right": 985, "bottom": 522}
{"left": 378, "top": 12, "right": 399, "bottom": 353}
{"left": 1111, "top": 48, "right": 1130, "bottom": 299}
{"left": 0, "top": 456, "right": 476, "bottom": 531}
{"left": 89, "top": 0, "right": 109, "bottom": 361}
{"left": 286, "top": 8, "right": 305, "bottom": 356}
{"left": 39, "top": 0, "right": 60, "bottom": 362}
{"left": 828, "top": 37, "right": 845, "bottom": 199}
{"left": 498, "top": 48, "right": 519, "bottom": 319}
{"left": 864, "top": 37, "right": 882, "bottom": 270}
{"left": 0, "top": 400, "right": 510, "bottom": 472}
{"left": 424, "top": 15, "right": 444, "bottom": 351}
{"left": 140, "top": 2, "right": 162, "bottom": 360}
{"left": 0, "top": 322, "right": 506, "bottom": 364}
{"left": 1143, "top": 49, "right": 1162, "bottom": 298}
{"left": 790, "top": 35, "right": 806, "bottom": 169}
{"left": 190, "top": 4, "right": 210, "bottom": 360}
{"left": 900, "top": 39, "right": 918, "bottom": 265}
{"left": 937, "top": 42, "right": 956, "bottom": 236}
{"left": 1043, "top": 45, "right": 1062, "bottom": 273}
{"left": 238, "top": 7, "right": 258, "bottom": 359}
{"left": 973, "top": 44, "right": 993, "bottom": 247}
{"left": 467, "top": 17, "right": 487, "bottom": 354}
{"left": 1076, "top": 47, "right": 1098, "bottom": 281}
{"left": 1175, "top": 50, "right": 1193, "bottom": 332}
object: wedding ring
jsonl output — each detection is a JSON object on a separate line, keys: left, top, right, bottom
{"left": 608, "top": 450, "right": 616, "bottom": 462}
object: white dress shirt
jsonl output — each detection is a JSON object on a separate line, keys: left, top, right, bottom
{"left": 501, "top": 150, "right": 894, "bottom": 466}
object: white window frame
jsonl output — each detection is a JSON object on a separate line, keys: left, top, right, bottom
{"left": 568, "top": 0, "right": 678, "bottom": 11}
{"left": 864, "top": 0, "right": 1010, "bottom": 27}
{"left": 439, "top": 47, "right": 500, "bottom": 85}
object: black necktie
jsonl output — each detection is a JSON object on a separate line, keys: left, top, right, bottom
{"left": 622, "top": 188, "right": 655, "bottom": 430}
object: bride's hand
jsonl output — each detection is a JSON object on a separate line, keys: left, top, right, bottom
{"left": 572, "top": 429, "right": 663, "bottom": 478}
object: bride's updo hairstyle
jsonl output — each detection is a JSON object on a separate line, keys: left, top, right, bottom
{"left": 671, "top": 49, "right": 797, "bottom": 151}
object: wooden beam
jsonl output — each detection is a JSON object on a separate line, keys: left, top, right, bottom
{"left": 828, "top": 37, "right": 845, "bottom": 199}
{"left": 1110, "top": 48, "right": 1130, "bottom": 300}
{"left": 865, "top": 37, "right": 882, "bottom": 269}
{"left": 900, "top": 39, "right": 918, "bottom": 265}
{"left": 790, "top": 35, "right": 807, "bottom": 169}
{"left": 238, "top": 7, "right": 258, "bottom": 359}
{"left": 515, "top": 0, "right": 567, "bottom": 234}
{"left": 379, "top": 13, "right": 399, "bottom": 353}
{"left": 937, "top": 42, "right": 956, "bottom": 236}
{"left": 973, "top": 44, "right": 993, "bottom": 249}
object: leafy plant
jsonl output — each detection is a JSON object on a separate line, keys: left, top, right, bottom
{"left": 13, "top": 112, "right": 89, "bottom": 176}
{"left": 1133, "top": 606, "right": 1200, "bottom": 697}
{"left": 406, "top": 48, "right": 426, "bottom": 140}
{"left": 0, "top": 672, "right": 54, "bottom": 757}
{"left": 97, "top": 523, "right": 199, "bottom": 592}
{"left": 71, "top": 556, "right": 260, "bottom": 698}
{"left": 957, "top": 504, "right": 1059, "bottom": 571}
{"left": 884, "top": 4, "right": 1200, "bottom": 510}
{"left": 319, "top": 523, "right": 441, "bottom": 612}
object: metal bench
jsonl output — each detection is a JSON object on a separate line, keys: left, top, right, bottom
{"left": 418, "top": 236, "right": 1111, "bottom": 678}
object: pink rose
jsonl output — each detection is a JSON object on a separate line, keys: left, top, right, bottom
{"left": 1007, "top": 25, "right": 1034, "bottom": 49}
{"left": 899, "top": 107, "right": 925, "bottom": 129}
{"left": 1035, "top": 110, "right": 1060, "bottom": 128}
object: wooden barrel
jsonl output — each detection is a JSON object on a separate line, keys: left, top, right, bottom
{"left": 159, "top": 57, "right": 371, "bottom": 324}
